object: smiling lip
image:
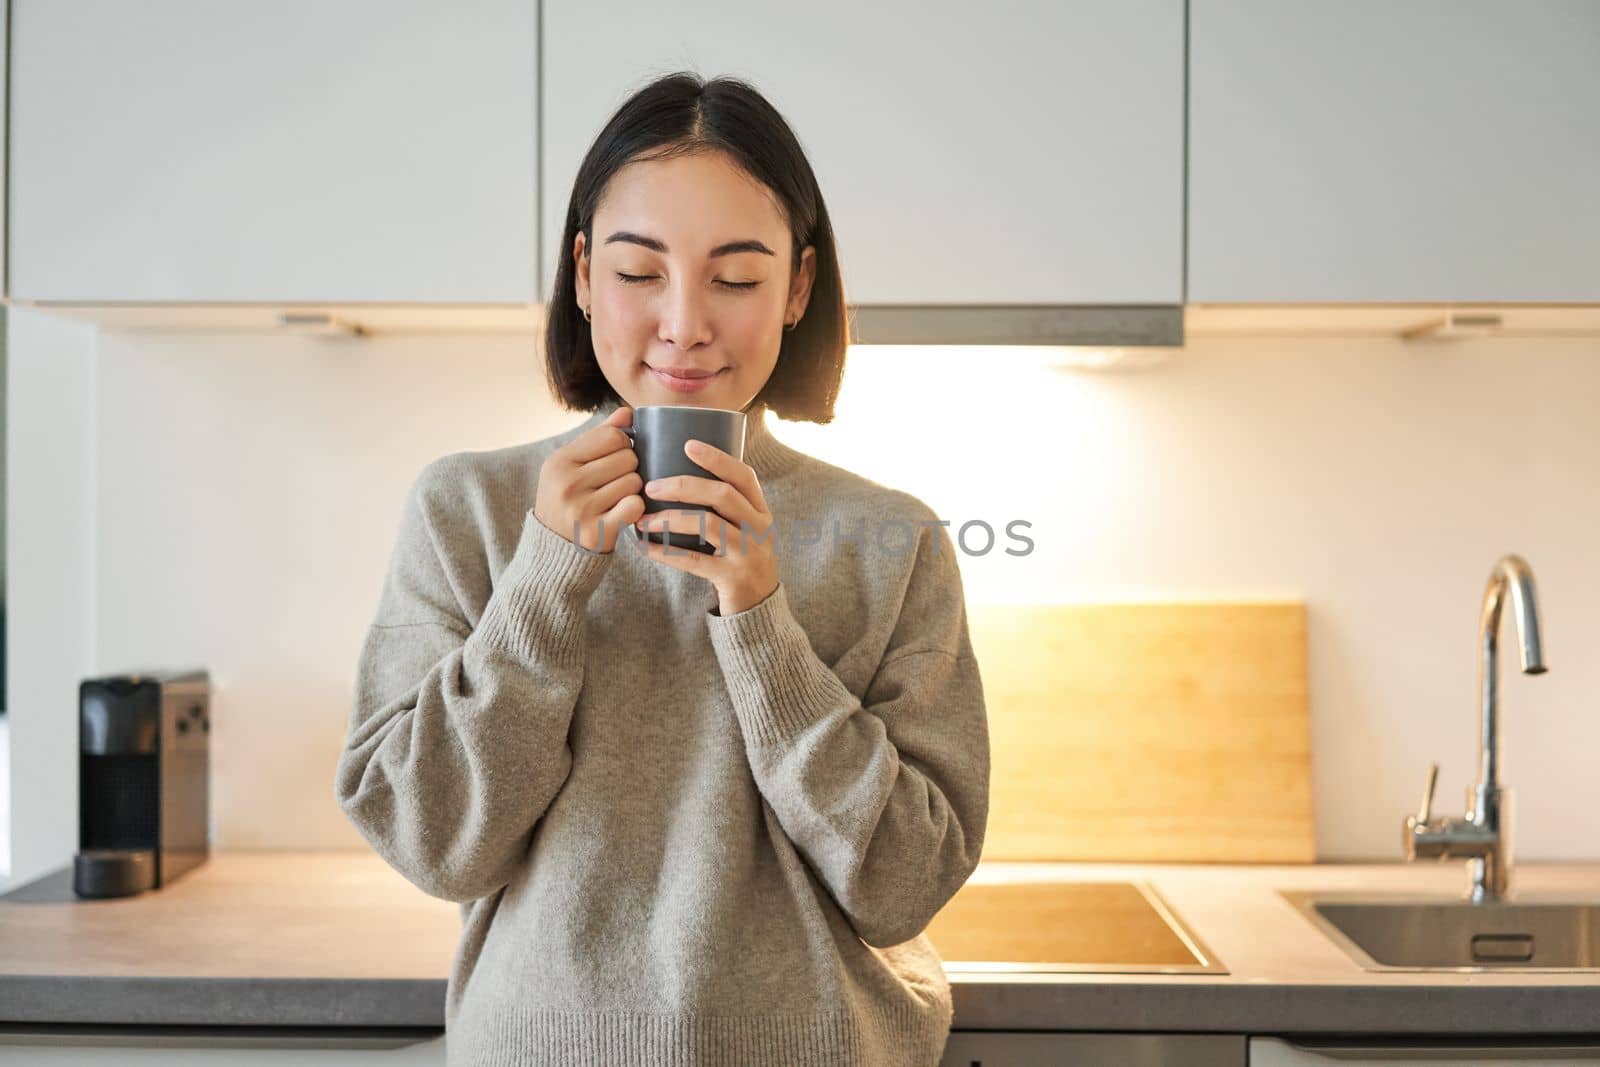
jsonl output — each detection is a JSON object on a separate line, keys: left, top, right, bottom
{"left": 648, "top": 364, "right": 726, "bottom": 392}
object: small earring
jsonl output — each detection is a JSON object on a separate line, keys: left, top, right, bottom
{"left": 783, "top": 319, "right": 797, "bottom": 332}
{"left": 583, "top": 305, "right": 592, "bottom": 323}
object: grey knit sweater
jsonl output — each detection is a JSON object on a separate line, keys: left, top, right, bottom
{"left": 335, "top": 401, "right": 990, "bottom": 1067}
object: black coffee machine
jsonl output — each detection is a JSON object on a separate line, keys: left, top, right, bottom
{"left": 75, "top": 670, "right": 212, "bottom": 898}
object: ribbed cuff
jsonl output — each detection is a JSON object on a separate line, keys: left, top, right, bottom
{"left": 705, "top": 582, "right": 854, "bottom": 746}
{"left": 472, "top": 510, "right": 614, "bottom": 667}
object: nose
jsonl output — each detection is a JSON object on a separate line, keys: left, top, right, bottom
{"left": 658, "top": 279, "right": 714, "bottom": 349}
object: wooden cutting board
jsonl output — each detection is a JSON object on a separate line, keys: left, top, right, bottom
{"left": 965, "top": 602, "right": 1314, "bottom": 863}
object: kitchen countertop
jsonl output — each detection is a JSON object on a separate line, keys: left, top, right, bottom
{"left": 1, "top": 851, "right": 1597, "bottom": 1035}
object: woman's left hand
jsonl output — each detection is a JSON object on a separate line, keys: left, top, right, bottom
{"left": 635, "top": 439, "right": 780, "bottom": 616}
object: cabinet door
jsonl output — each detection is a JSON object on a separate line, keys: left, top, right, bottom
{"left": 9, "top": 0, "right": 536, "bottom": 304}
{"left": 1, "top": 0, "right": 8, "bottom": 295}
{"left": 0, "top": 1031, "right": 446, "bottom": 1065}
{"left": 1188, "top": 0, "right": 1600, "bottom": 303}
{"left": 541, "top": 0, "right": 1184, "bottom": 306}
{"left": 1250, "top": 1036, "right": 1600, "bottom": 1066}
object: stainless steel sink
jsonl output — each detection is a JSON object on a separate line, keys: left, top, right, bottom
{"left": 1282, "top": 890, "right": 1600, "bottom": 972}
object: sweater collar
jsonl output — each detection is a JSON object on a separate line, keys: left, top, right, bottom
{"left": 578, "top": 400, "right": 803, "bottom": 482}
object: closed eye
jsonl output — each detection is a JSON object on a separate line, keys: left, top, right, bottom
{"left": 615, "top": 272, "right": 760, "bottom": 291}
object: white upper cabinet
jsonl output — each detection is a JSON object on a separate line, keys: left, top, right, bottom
{"left": 1189, "top": 0, "right": 1600, "bottom": 303}
{"left": 540, "top": 0, "right": 1185, "bottom": 306}
{"left": 8, "top": 0, "right": 537, "bottom": 305}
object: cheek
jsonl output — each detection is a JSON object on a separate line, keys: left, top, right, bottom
{"left": 595, "top": 289, "right": 657, "bottom": 350}
{"left": 727, "top": 298, "right": 786, "bottom": 341}
{"left": 600, "top": 285, "right": 646, "bottom": 323}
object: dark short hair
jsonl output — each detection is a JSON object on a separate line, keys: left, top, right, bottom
{"left": 545, "top": 72, "right": 848, "bottom": 423}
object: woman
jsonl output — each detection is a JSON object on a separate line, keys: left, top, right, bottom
{"left": 336, "top": 72, "right": 990, "bottom": 1067}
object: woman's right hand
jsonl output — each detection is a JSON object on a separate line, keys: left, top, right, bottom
{"left": 533, "top": 406, "right": 646, "bottom": 554}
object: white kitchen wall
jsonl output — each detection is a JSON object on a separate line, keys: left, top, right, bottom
{"left": 5, "top": 322, "right": 1598, "bottom": 888}
{"left": 4, "top": 308, "right": 97, "bottom": 887}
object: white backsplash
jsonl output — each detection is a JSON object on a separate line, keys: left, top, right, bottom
{"left": 6, "top": 311, "right": 1599, "bottom": 883}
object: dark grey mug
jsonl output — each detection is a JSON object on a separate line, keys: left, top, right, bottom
{"left": 620, "top": 405, "right": 747, "bottom": 555}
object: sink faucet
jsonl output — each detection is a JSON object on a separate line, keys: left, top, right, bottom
{"left": 1402, "top": 554, "right": 1547, "bottom": 903}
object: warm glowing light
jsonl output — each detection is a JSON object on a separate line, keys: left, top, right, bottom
{"left": 763, "top": 345, "right": 1173, "bottom": 603}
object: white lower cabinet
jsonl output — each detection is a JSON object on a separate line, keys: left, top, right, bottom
{"left": 940, "top": 1031, "right": 1245, "bottom": 1065}
{"left": 11, "top": 1032, "right": 1600, "bottom": 1064}
{"left": 0, "top": 1031, "right": 446, "bottom": 1065}
{"left": 1251, "top": 1037, "right": 1600, "bottom": 1065}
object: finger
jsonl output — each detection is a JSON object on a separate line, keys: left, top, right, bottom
{"left": 561, "top": 407, "right": 635, "bottom": 465}
{"left": 572, "top": 443, "right": 639, "bottom": 493}
{"left": 638, "top": 509, "right": 737, "bottom": 550}
{"left": 584, "top": 469, "right": 645, "bottom": 518}
{"left": 639, "top": 533, "right": 725, "bottom": 573}
{"left": 646, "top": 510, "right": 770, "bottom": 559}
{"left": 645, "top": 474, "right": 759, "bottom": 527}
{"left": 681, "top": 440, "right": 769, "bottom": 515}
{"left": 598, "top": 492, "right": 645, "bottom": 540}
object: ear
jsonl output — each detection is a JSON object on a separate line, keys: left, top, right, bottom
{"left": 787, "top": 244, "right": 817, "bottom": 324}
{"left": 573, "top": 231, "right": 591, "bottom": 312}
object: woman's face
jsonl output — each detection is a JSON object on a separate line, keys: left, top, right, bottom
{"left": 573, "top": 149, "right": 816, "bottom": 412}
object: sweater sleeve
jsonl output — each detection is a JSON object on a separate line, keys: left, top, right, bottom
{"left": 335, "top": 463, "right": 613, "bottom": 903}
{"left": 703, "top": 519, "right": 990, "bottom": 949}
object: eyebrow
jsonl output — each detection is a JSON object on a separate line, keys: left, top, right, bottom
{"left": 603, "top": 231, "right": 775, "bottom": 258}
